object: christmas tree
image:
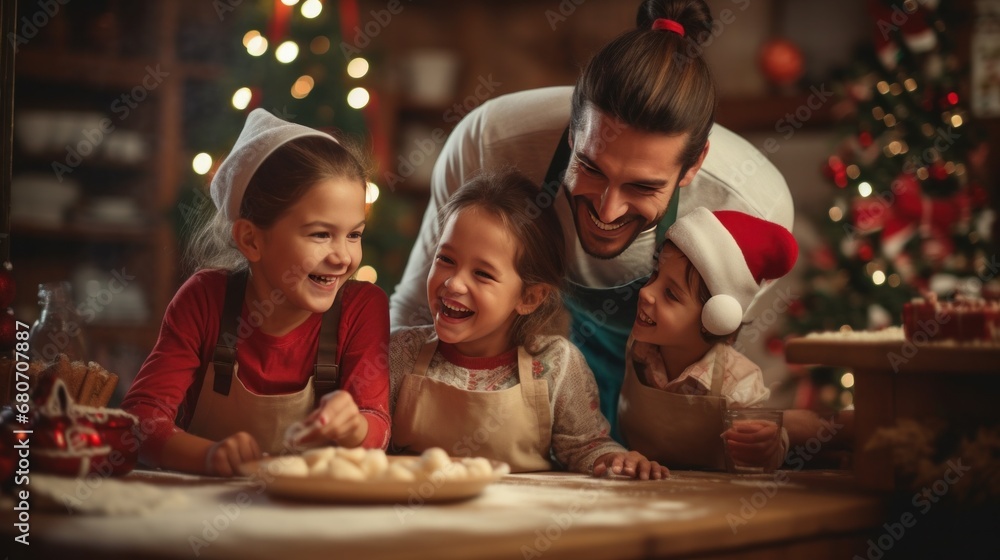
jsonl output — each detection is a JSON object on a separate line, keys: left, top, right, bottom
{"left": 176, "top": 0, "right": 415, "bottom": 291}
{"left": 784, "top": 0, "right": 995, "bottom": 409}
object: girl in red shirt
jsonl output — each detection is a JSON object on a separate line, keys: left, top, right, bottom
{"left": 122, "top": 109, "right": 390, "bottom": 476}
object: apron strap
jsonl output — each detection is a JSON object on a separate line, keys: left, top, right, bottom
{"left": 411, "top": 336, "right": 440, "bottom": 378}
{"left": 211, "top": 268, "right": 249, "bottom": 396}
{"left": 655, "top": 189, "right": 680, "bottom": 242}
{"left": 708, "top": 343, "right": 726, "bottom": 397}
{"left": 542, "top": 127, "right": 572, "bottom": 199}
{"left": 313, "top": 280, "right": 350, "bottom": 398}
{"left": 515, "top": 346, "right": 535, "bottom": 388}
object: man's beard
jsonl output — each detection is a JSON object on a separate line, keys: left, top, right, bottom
{"left": 571, "top": 196, "right": 664, "bottom": 260}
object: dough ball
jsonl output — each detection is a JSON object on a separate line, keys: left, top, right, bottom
{"left": 327, "top": 457, "right": 366, "bottom": 481}
{"left": 335, "top": 446, "right": 367, "bottom": 465}
{"left": 303, "top": 447, "right": 335, "bottom": 468}
{"left": 384, "top": 461, "right": 417, "bottom": 482}
{"left": 359, "top": 450, "right": 389, "bottom": 478}
{"left": 419, "top": 448, "right": 452, "bottom": 473}
{"left": 462, "top": 457, "right": 493, "bottom": 479}
{"left": 272, "top": 456, "right": 309, "bottom": 477}
{"left": 441, "top": 462, "right": 468, "bottom": 481}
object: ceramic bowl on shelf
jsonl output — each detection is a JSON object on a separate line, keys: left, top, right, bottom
{"left": 11, "top": 173, "right": 81, "bottom": 226}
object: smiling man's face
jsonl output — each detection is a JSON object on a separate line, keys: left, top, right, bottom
{"left": 565, "top": 105, "right": 706, "bottom": 259}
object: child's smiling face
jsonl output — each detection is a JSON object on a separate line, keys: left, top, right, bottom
{"left": 244, "top": 177, "right": 366, "bottom": 332}
{"left": 427, "top": 207, "right": 528, "bottom": 357}
{"left": 632, "top": 243, "right": 707, "bottom": 348}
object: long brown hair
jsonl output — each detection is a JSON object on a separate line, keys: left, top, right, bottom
{"left": 438, "top": 167, "right": 566, "bottom": 347}
{"left": 571, "top": 0, "right": 716, "bottom": 178}
{"left": 186, "top": 135, "right": 368, "bottom": 272}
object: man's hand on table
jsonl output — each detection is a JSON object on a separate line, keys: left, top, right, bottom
{"left": 592, "top": 451, "right": 670, "bottom": 480}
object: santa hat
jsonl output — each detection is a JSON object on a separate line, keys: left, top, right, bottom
{"left": 211, "top": 109, "right": 339, "bottom": 221}
{"left": 666, "top": 207, "right": 798, "bottom": 336}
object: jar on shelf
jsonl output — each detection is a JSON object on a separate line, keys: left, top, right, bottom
{"left": 28, "top": 282, "right": 89, "bottom": 364}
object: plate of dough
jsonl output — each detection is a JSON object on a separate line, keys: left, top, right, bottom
{"left": 239, "top": 447, "right": 510, "bottom": 504}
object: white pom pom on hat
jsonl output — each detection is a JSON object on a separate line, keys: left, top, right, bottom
{"left": 666, "top": 207, "right": 798, "bottom": 336}
{"left": 210, "top": 109, "right": 339, "bottom": 221}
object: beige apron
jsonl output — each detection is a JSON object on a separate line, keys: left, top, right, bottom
{"left": 391, "top": 337, "right": 553, "bottom": 472}
{"left": 188, "top": 362, "right": 315, "bottom": 455}
{"left": 186, "top": 270, "right": 344, "bottom": 455}
{"left": 618, "top": 337, "right": 728, "bottom": 470}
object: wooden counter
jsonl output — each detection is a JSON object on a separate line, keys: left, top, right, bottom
{"left": 785, "top": 333, "right": 1000, "bottom": 492}
{"left": 2, "top": 468, "right": 884, "bottom": 560}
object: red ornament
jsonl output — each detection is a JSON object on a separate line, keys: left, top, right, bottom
{"left": 758, "top": 38, "right": 805, "bottom": 87}
{"left": 766, "top": 336, "right": 785, "bottom": 356}
{"left": 858, "top": 243, "right": 874, "bottom": 262}
{"left": 0, "top": 310, "right": 15, "bottom": 352}
{"left": 787, "top": 299, "right": 805, "bottom": 318}
{"left": 0, "top": 266, "right": 14, "bottom": 309}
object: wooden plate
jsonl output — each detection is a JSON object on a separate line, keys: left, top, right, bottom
{"left": 239, "top": 456, "right": 509, "bottom": 504}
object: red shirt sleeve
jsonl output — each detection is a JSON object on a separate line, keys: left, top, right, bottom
{"left": 338, "top": 281, "right": 392, "bottom": 450}
{"left": 121, "top": 270, "right": 224, "bottom": 466}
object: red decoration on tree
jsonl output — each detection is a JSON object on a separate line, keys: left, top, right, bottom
{"left": 758, "top": 38, "right": 805, "bottom": 87}
{"left": 766, "top": 335, "right": 785, "bottom": 356}
{"left": 858, "top": 242, "right": 874, "bottom": 262}
{"left": 267, "top": 0, "right": 293, "bottom": 43}
{"left": 0, "top": 310, "right": 15, "bottom": 352}
{"left": 867, "top": 0, "right": 936, "bottom": 70}
{"left": 0, "top": 266, "right": 14, "bottom": 309}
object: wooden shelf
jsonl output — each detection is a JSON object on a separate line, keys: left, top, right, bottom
{"left": 716, "top": 93, "right": 837, "bottom": 132}
{"left": 12, "top": 220, "right": 157, "bottom": 244}
{"left": 16, "top": 50, "right": 222, "bottom": 89}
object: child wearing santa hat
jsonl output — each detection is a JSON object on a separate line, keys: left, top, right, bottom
{"left": 618, "top": 207, "right": 798, "bottom": 471}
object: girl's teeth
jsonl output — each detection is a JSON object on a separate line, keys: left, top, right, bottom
{"left": 309, "top": 274, "right": 335, "bottom": 285}
{"left": 441, "top": 300, "right": 474, "bottom": 319}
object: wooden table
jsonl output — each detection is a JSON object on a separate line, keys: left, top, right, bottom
{"left": 785, "top": 333, "right": 1000, "bottom": 492}
{"left": 1, "top": 468, "right": 885, "bottom": 560}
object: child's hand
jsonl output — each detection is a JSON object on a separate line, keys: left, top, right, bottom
{"left": 723, "top": 420, "right": 782, "bottom": 469}
{"left": 297, "top": 390, "right": 369, "bottom": 448}
{"left": 205, "top": 432, "right": 262, "bottom": 477}
{"left": 592, "top": 451, "right": 670, "bottom": 480}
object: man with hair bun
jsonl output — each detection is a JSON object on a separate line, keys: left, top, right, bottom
{"left": 390, "top": 0, "right": 794, "bottom": 440}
